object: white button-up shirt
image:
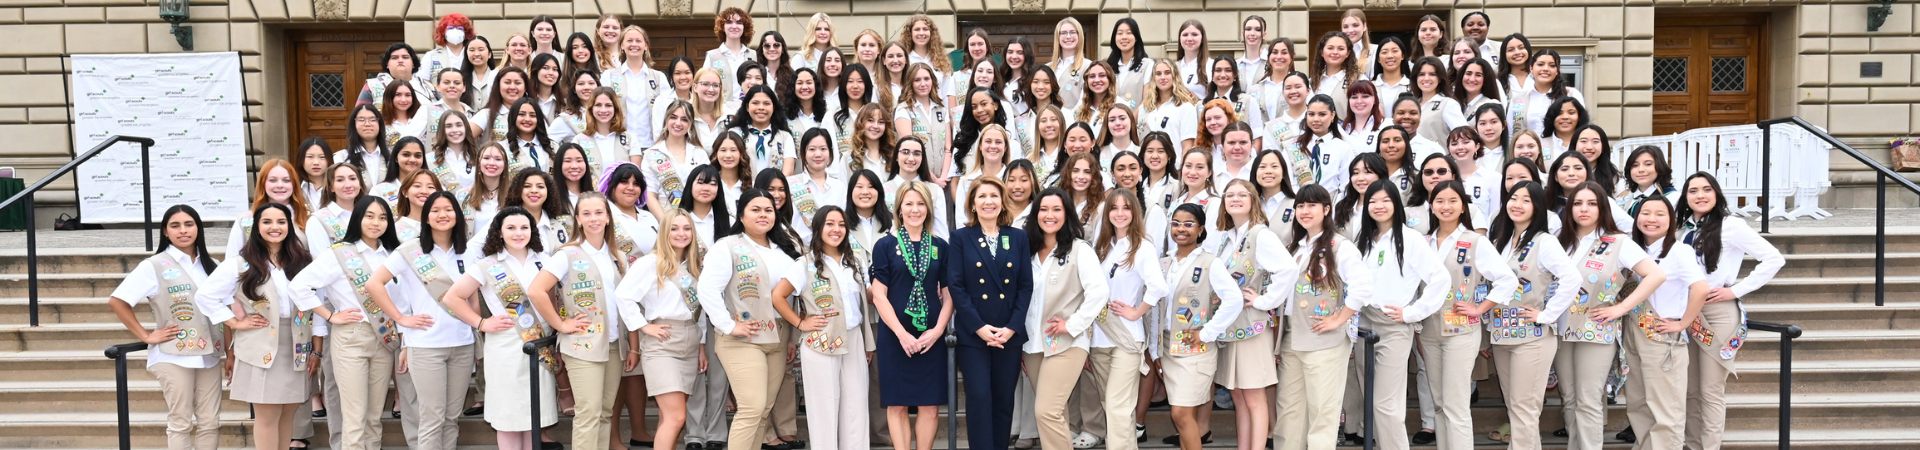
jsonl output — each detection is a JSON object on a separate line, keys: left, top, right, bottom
{"left": 379, "top": 244, "right": 477, "bottom": 348}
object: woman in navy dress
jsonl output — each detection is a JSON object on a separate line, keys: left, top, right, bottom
{"left": 948, "top": 176, "right": 1033, "bottom": 450}
{"left": 868, "top": 178, "right": 954, "bottom": 450}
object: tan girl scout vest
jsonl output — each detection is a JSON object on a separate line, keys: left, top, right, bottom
{"left": 573, "top": 132, "right": 624, "bottom": 174}
{"left": 1216, "top": 225, "right": 1277, "bottom": 342}
{"left": 330, "top": 243, "right": 401, "bottom": 351}
{"left": 644, "top": 149, "right": 687, "bottom": 208}
{"left": 1559, "top": 234, "right": 1628, "bottom": 345}
{"left": 1038, "top": 243, "right": 1091, "bottom": 357}
{"left": 367, "top": 74, "right": 395, "bottom": 114}
{"left": 799, "top": 252, "right": 867, "bottom": 355}
{"left": 233, "top": 262, "right": 315, "bottom": 370}
{"left": 1094, "top": 239, "right": 1149, "bottom": 354}
{"left": 1490, "top": 233, "right": 1558, "bottom": 345}
{"left": 791, "top": 180, "right": 824, "bottom": 225}
{"left": 720, "top": 235, "right": 782, "bottom": 345}
{"left": 476, "top": 253, "right": 557, "bottom": 372}
{"left": 1161, "top": 251, "right": 1222, "bottom": 356}
{"left": 1270, "top": 123, "right": 1313, "bottom": 187}
{"left": 555, "top": 246, "right": 616, "bottom": 362}
{"left": 1287, "top": 238, "right": 1358, "bottom": 352}
{"left": 148, "top": 255, "right": 218, "bottom": 356}
{"left": 428, "top": 157, "right": 469, "bottom": 196}
{"left": 1417, "top": 97, "right": 1455, "bottom": 144}
{"left": 1425, "top": 233, "right": 1492, "bottom": 337}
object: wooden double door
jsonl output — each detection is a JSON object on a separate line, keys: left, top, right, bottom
{"left": 1652, "top": 13, "right": 1768, "bottom": 135}
{"left": 287, "top": 29, "right": 405, "bottom": 153}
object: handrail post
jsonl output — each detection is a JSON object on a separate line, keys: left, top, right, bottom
{"left": 1761, "top": 121, "right": 1772, "bottom": 234}
{"left": 105, "top": 342, "right": 150, "bottom": 450}
{"left": 1359, "top": 328, "right": 1380, "bottom": 450}
{"left": 141, "top": 140, "right": 154, "bottom": 252}
{"left": 946, "top": 329, "right": 958, "bottom": 450}
{"left": 524, "top": 335, "right": 557, "bottom": 450}
{"left": 1747, "top": 321, "right": 1801, "bottom": 450}
{"left": 1877, "top": 174, "right": 1887, "bottom": 307}
{"left": 25, "top": 195, "right": 37, "bottom": 327}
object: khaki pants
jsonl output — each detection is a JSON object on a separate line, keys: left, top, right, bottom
{"left": 409, "top": 345, "right": 477, "bottom": 450}
{"left": 396, "top": 346, "right": 420, "bottom": 447}
{"left": 1025, "top": 349, "right": 1088, "bottom": 450}
{"left": 1366, "top": 316, "right": 1419, "bottom": 450}
{"left": 766, "top": 362, "right": 800, "bottom": 441}
{"left": 799, "top": 328, "right": 870, "bottom": 450}
{"left": 716, "top": 338, "right": 787, "bottom": 450}
{"left": 688, "top": 336, "right": 733, "bottom": 444}
{"left": 1418, "top": 329, "right": 1482, "bottom": 450}
{"left": 1553, "top": 340, "right": 1617, "bottom": 450}
{"left": 1686, "top": 341, "right": 1733, "bottom": 450}
{"left": 293, "top": 343, "right": 343, "bottom": 446}
{"left": 1276, "top": 334, "right": 1351, "bottom": 450}
{"left": 1090, "top": 347, "right": 1143, "bottom": 450}
{"left": 150, "top": 363, "right": 223, "bottom": 450}
{"left": 330, "top": 322, "right": 394, "bottom": 450}
{"left": 1491, "top": 337, "right": 1559, "bottom": 450}
{"left": 1623, "top": 326, "right": 1689, "bottom": 450}
{"left": 564, "top": 350, "right": 625, "bottom": 450}
{"left": 1068, "top": 368, "right": 1105, "bottom": 439}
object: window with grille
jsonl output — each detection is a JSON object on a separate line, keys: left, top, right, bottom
{"left": 1711, "top": 57, "right": 1746, "bottom": 92}
{"left": 310, "top": 73, "right": 345, "bottom": 108}
{"left": 1653, "top": 58, "right": 1687, "bottom": 92}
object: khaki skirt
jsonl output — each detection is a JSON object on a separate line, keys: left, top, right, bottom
{"left": 231, "top": 316, "right": 311, "bottom": 404}
{"left": 1215, "top": 330, "right": 1279, "bottom": 390}
{"left": 637, "top": 318, "right": 702, "bottom": 395}
{"left": 1160, "top": 333, "right": 1221, "bottom": 407}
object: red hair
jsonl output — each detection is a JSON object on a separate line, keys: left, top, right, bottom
{"left": 433, "top": 14, "right": 474, "bottom": 47}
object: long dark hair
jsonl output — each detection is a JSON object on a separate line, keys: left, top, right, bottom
{"left": 1287, "top": 184, "right": 1340, "bottom": 289}
{"left": 1415, "top": 153, "right": 1463, "bottom": 209}
{"left": 1527, "top": 49, "right": 1572, "bottom": 99}
{"left": 845, "top": 169, "right": 892, "bottom": 232}
{"left": 1141, "top": 131, "right": 1179, "bottom": 185}
{"left": 1555, "top": 181, "right": 1624, "bottom": 250}
{"left": 1022, "top": 65, "right": 1064, "bottom": 111}
{"left": 1378, "top": 125, "right": 1423, "bottom": 203}
{"left": 752, "top": 167, "right": 800, "bottom": 242}
{"left": 726, "top": 85, "right": 792, "bottom": 133}
{"left": 1409, "top": 57, "right": 1452, "bottom": 99}
{"left": 550, "top": 142, "right": 595, "bottom": 194}
{"left": 1355, "top": 168, "right": 1409, "bottom": 276}
{"left": 1472, "top": 103, "right": 1510, "bottom": 151}
{"left": 1490, "top": 180, "right": 1551, "bottom": 251}
{"left": 806, "top": 206, "right": 860, "bottom": 280}
{"left": 384, "top": 137, "right": 426, "bottom": 184}
{"left": 1110, "top": 150, "right": 1148, "bottom": 209}
{"left": 953, "top": 86, "right": 1008, "bottom": 169}
{"left": 1631, "top": 195, "right": 1680, "bottom": 259}
{"left": 835, "top": 63, "right": 876, "bottom": 127}
{"left": 785, "top": 67, "right": 829, "bottom": 122}
{"left": 1495, "top": 33, "right": 1533, "bottom": 92}
{"left": 679, "top": 164, "right": 731, "bottom": 239}
{"left": 415, "top": 191, "right": 469, "bottom": 254}
{"left": 504, "top": 97, "right": 555, "bottom": 165}
{"left": 340, "top": 196, "right": 402, "bottom": 251}
{"left": 725, "top": 188, "right": 803, "bottom": 258}
{"left": 1681, "top": 172, "right": 1732, "bottom": 272}
{"left": 1335, "top": 152, "right": 1390, "bottom": 227}
{"left": 345, "top": 104, "right": 389, "bottom": 172}
{"left": 1545, "top": 150, "right": 1593, "bottom": 212}
{"left": 1205, "top": 54, "right": 1245, "bottom": 100}
{"left": 1425, "top": 180, "right": 1476, "bottom": 234}
{"left": 1293, "top": 94, "right": 1345, "bottom": 151}
{"left": 238, "top": 203, "right": 313, "bottom": 302}
{"left": 1371, "top": 37, "right": 1409, "bottom": 77}
{"left": 1250, "top": 149, "right": 1296, "bottom": 199}
{"left": 158, "top": 205, "right": 218, "bottom": 273}
{"left": 756, "top": 31, "right": 797, "bottom": 93}
{"left": 505, "top": 168, "right": 571, "bottom": 219}
{"left": 1572, "top": 124, "right": 1620, "bottom": 194}
{"left": 1453, "top": 57, "right": 1503, "bottom": 104}
{"left": 480, "top": 207, "right": 545, "bottom": 256}
{"left": 1025, "top": 187, "right": 1083, "bottom": 260}
{"left": 1624, "top": 145, "right": 1675, "bottom": 196}
{"left": 1105, "top": 18, "right": 1148, "bottom": 73}
{"left": 889, "top": 136, "right": 936, "bottom": 182}
{"left": 461, "top": 35, "right": 495, "bottom": 89}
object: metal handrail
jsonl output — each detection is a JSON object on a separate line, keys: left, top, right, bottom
{"left": 1357, "top": 328, "right": 1380, "bottom": 450}
{"left": 1747, "top": 320, "right": 1803, "bottom": 450}
{"left": 1, "top": 135, "right": 158, "bottom": 326}
{"left": 522, "top": 333, "right": 559, "bottom": 449}
{"left": 104, "top": 342, "right": 150, "bottom": 450}
{"left": 944, "top": 328, "right": 958, "bottom": 450}
{"left": 1759, "top": 117, "right": 1917, "bottom": 306}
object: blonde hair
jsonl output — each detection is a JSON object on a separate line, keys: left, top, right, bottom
{"left": 583, "top": 87, "right": 627, "bottom": 134}
{"left": 1141, "top": 59, "right": 1199, "bottom": 111}
{"left": 651, "top": 208, "right": 705, "bottom": 289}
{"left": 1214, "top": 179, "right": 1269, "bottom": 231}
{"left": 891, "top": 180, "right": 936, "bottom": 230}
{"left": 1052, "top": 18, "right": 1094, "bottom": 69}
{"left": 972, "top": 124, "right": 1014, "bottom": 172}
{"left": 499, "top": 33, "right": 533, "bottom": 71}
{"left": 618, "top": 25, "right": 654, "bottom": 67}
{"left": 692, "top": 67, "right": 729, "bottom": 121}
{"left": 805, "top": 13, "right": 836, "bottom": 51}
{"left": 896, "top": 15, "right": 951, "bottom": 72}
{"left": 558, "top": 192, "right": 629, "bottom": 276}
{"left": 594, "top": 15, "right": 624, "bottom": 70}
{"left": 853, "top": 29, "right": 886, "bottom": 66}
{"left": 964, "top": 176, "right": 1011, "bottom": 228}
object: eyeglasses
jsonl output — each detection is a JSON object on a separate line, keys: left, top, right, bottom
{"left": 697, "top": 81, "right": 723, "bottom": 89}
{"left": 1422, "top": 168, "right": 1451, "bottom": 176}
{"left": 1169, "top": 220, "right": 1200, "bottom": 228}
{"left": 354, "top": 117, "right": 381, "bottom": 124}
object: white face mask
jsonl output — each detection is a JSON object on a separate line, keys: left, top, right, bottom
{"left": 445, "top": 29, "right": 466, "bottom": 46}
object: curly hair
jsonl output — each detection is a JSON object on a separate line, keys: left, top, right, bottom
{"left": 713, "top": 7, "right": 752, "bottom": 43}
{"left": 433, "top": 13, "right": 474, "bottom": 48}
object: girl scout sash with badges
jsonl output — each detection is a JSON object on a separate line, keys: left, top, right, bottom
{"left": 396, "top": 241, "right": 461, "bottom": 311}
{"left": 371, "top": 183, "right": 402, "bottom": 206}
{"left": 644, "top": 149, "right": 688, "bottom": 207}
{"left": 799, "top": 256, "right": 861, "bottom": 355}
{"left": 1490, "top": 234, "right": 1557, "bottom": 345}
{"left": 1038, "top": 244, "right": 1090, "bottom": 357}
{"left": 791, "top": 180, "right": 823, "bottom": 225}
{"left": 1428, "top": 233, "right": 1491, "bottom": 337}
{"left": 1287, "top": 240, "right": 1358, "bottom": 352}
{"left": 721, "top": 236, "right": 782, "bottom": 345}
{"left": 428, "top": 159, "right": 471, "bottom": 197}
{"left": 367, "top": 74, "right": 395, "bottom": 114}
{"left": 233, "top": 262, "right": 316, "bottom": 370}
{"left": 317, "top": 210, "right": 351, "bottom": 244}
{"left": 395, "top": 218, "right": 422, "bottom": 242}
{"left": 331, "top": 243, "right": 401, "bottom": 351}
{"left": 148, "top": 255, "right": 219, "bottom": 356}
{"left": 1215, "top": 225, "right": 1276, "bottom": 343}
{"left": 478, "top": 254, "right": 557, "bottom": 372}
{"left": 1559, "top": 234, "right": 1628, "bottom": 344}
{"left": 613, "top": 220, "right": 645, "bottom": 265}
{"left": 489, "top": 109, "right": 513, "bottom": 144}
{"left": 556, "top": 247, "right": 614, "bottom": 361}
{"left": 1093, "top": 241, "right": 1147, "bottom": 355}
{"left": 1161, "top": 252, "right": 1221, "bottom": 356}
{"left": 574, "top": 133, "right": 625, "bottom": 178}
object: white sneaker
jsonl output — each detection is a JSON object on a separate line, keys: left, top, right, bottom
{"left": 1072, "top": 432, "right": 1102, "bottom": 449}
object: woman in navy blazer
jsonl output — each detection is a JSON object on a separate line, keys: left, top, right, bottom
{"left": 947, "top": 176, "right": 1034, "bottom": 450}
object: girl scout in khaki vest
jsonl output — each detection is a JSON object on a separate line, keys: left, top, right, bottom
{"left": 612, "top": 208, "right": 707, "bottom": 450}
{"left": 696, "top": 189, "right": 803, "bottom": 450}
{"left": 364, "top": 191, "right": 479, "bottom": 450}
{"left": 1484, "top": 181, "right": 1581, "bottom": 450}
{"left": 527, "top": 193, "right": 638, "bottom": 450}
{"left": 437, "top": 207, "right": 560, "bottom": 449}
{"left": 771, "top": 206, "right": 875, "bottom": 450}
{"left": 1618, "top": 195, "right": 1708, "bottom": 449}
{"left": 1160, "top": 203, "right": 1247, "bottom": 450}
{"left": 1020, "top": 187, "right": 1110, "bottom": 450}
{"left": 1677, "top": 173, "right": 1783, "bottom": 450}
{"left": 1209, "top": 179, "right": 1301, "bottom": 450}
{"left": 1551, "top": 182, "right": 1667, "bottom": 450}
{"left": 197, "top": 203, "right": 329, "bottom": 450}
{"left": 108, "top": 205, "right": 226, "bottom": 450}
{"left": 1274, "top": 184, "right": 1371, "bottom": 450}
{"left": 1418, "top": 181, "right": 1518, "bottom": 450}
{"left": 1089, "top": 188, "right": 1169, "bottom": 450}
{"left": 287, "top": 196, "right": 402, "bottom": 450}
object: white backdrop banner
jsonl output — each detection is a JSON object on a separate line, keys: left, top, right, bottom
{"left": 70, "top": 52, "right": 248, "bottom": 223}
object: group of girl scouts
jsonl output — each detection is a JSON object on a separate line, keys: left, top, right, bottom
{"left": 110, "top": 6, "right": 1784, "bottom": 450}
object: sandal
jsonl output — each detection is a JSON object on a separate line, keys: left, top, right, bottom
{"left": 1489, "top": 423, "right": 1512, "bottom": 443}
{"left": 289, "top": 438, "right": 310, "bottom": 450}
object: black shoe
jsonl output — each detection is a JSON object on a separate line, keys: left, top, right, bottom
{"left": 705, "top": 442, "right": 726, "bottom": 450}
{"left": 779, "top": 439, "right": 805, "bottom": 449}
{"left": 289, "top": 438, "right": 310, "bottom": 450}
{"left": 462, "top": 405, "right": 483, "bottom": 416}
{"left": 1553, "top": 428, "right": 1569, "bottom": 438}
{"left": 1265, "top": 438, "right": 1273, "bottom": 449}
{"left": 631, "top": 440, "right": 654, "bottom": 448}
{"left": 1411, "top": 430, "right": 1436, "bottom": 445}
{"left": 1343, "top": 433, "right": 1363, "bottom": 445}
{"left": 1617, "top": 427, "right": 1637, "bottom": 443}
{"left": 541, "top": 442, "right": 563, "bottom": 450}
{"left": 760, "top": 442, "right": 791, "bottom": 450}
{"left": 686, "top": 444, "right": 702, "bottom": 450}
{"left": 311, "top": 408, "right": 327, "bottom": 418}
{"left": 1161, "top": 434, "right": 1180, "bottom": 445}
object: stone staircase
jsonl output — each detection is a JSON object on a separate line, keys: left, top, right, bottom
{"left": 2, "top": 225, "right": 1918, "bottom": 449}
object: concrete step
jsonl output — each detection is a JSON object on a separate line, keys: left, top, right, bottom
{"left": 1762, "top": 228, "right": 1920, "bottom": 254}
{"left": 0, "top": 380, "right": 253, "bottom": 414}
{"left": 0, "top": 247, "right": 225, "bottom": 275}
{"left": 0, "top": 323, "right": 160, "bottom": 352}
{"left": 1751, "top": 251, "right": 1920, "bottom": 278}
{"left": 1743, "top": 302, "right": 1920, "bottom": 331}
{"left": 0, "top": 273, "right": 135, "bottom": 299}
{"left": 0, "top": 350, "right": 159, "bottom": 383}
{"left": 1725, "top": 359, "right": 1920, "bottom": 396}
{"left": 1737, "top": 275, "right": 1920, "bottom": 305}
{"left": 0, "top": 297, "right": 151, "bottom": 325}
{"left": 1735, "top": 329, "right": 1920, "bottom": 362}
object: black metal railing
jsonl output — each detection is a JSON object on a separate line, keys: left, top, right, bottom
{"left": 945, "top": 328, "right": 958, "bottom": 450}
{"left": 0, "top": 135, "right": 158, "bottom": 326}
{"left": 1748, "top": 320, "right": 1804, "bottom": 450}
{"left": 1357, "top": 328, "right": 1380, "bottom": 450}
{"left": 104, "top": 342, "right": 150, "bottom": 450}
{"left": 1759, "top": 117, "right": 1918, "bottom": 306}
{"left": 523, "top": 334, "right": 559, "bottom": 449}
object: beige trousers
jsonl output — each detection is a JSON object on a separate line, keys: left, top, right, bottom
{"left": 1686, "top": 340, "right": 1733, "bottom": 450}
{"left": 1554, "top": 340, "right": 1618, "bottom": 450}
{"left": 1276, "top": 333, "right": 1351, "bottom": 450}
{"left": 716, "top": 338, "right": 787, "bottom": 450}
{"left": 564, "top": 349, "right": 624, "bottom": 450}
{"left": 396, "top": 346, "right": 420, "bottom": 447}
{"left": 1366, "top": 315, "right": 1419, "bottom": 450}
{"left": 799, "top": 328, "right": 870, "bottom": 450}
{"left": 409, "top": 345, "right": 476, "bottom": 450}
{"left": 1090, "top": 347, "right": 1144, "bottom": 450}
{"left": 150, "top": 363, "right": 223, "bottom": 450}
{"left": 1623, "top": 326, "right": 1689, "bottom": 450}
{"left": 1068, "top": 368, "right": 1105, "bottom": 438}
{"left": 1418, "top": 329, "right": 1482, "bottom": 450}
{"left": 1025, "top": 348, "right": 1089, "bottom": 450}
{"left": 1491, "top": 337, "right": 1559, "bottom": 450}
{"left": 329, "top": 322, "right": 394, "bottom": 450}
{"left": 766, "top": 361, "right": 800, "bottom": 441}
